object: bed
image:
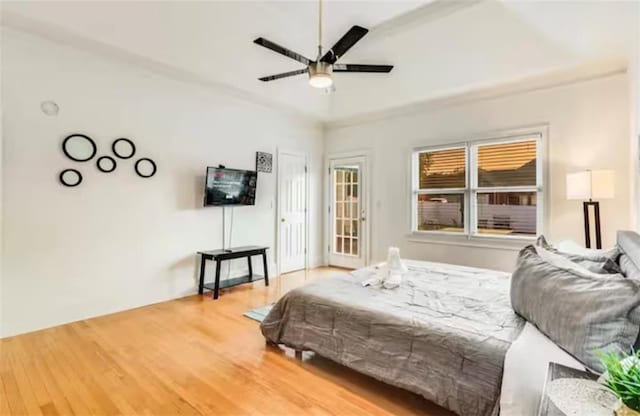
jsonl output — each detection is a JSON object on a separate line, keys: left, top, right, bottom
{"left": 261, "top": 260, "right": 525, "bottom": 416}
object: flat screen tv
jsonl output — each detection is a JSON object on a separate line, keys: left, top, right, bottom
{"left": 204, "top": 167, "right": 257, "bottom": 206}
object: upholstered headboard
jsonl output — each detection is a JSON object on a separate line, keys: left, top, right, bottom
{"left": 617, "top": 230, "right": 640, "bottom": 270}
{"left": 618, "top": 231, "right": 640, "bottom": 349}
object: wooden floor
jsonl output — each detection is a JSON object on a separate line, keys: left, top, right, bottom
{"left": 0, "top": 267, "right": 453, "bottom": 416}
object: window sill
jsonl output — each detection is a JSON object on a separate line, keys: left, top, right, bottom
{"left": 407, "top": 231, "right": 534, "bottom": 251}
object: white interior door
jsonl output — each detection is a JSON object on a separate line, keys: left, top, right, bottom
{"left": 328, "top": 156, "right": 368, "bottom": 269}
{"left": 278, "top": 151, "right": 307, "bottom": 274}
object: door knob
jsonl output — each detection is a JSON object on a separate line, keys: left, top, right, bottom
{"left": 281, "top": 218, "right": 286, "bottom": 222}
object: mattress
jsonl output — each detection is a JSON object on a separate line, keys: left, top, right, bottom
{"left": 261, "top": 260, "right": 525, "bottom": 416}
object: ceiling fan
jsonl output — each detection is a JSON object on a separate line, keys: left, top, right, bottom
{"left": 253, "top": 0, "right": 393, "bottom": 89}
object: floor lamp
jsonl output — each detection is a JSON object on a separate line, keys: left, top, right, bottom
{"left": 566, "top": 170, "right": 615, "bottom": 249}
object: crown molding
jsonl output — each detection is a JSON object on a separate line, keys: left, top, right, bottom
{"left": 326, "top": 58, "right": 628, "bottom": 130}
{"left": 1, "top": 12, "right": 325, "bottom": 128}
{"left": 369, "top": 0, "right": 483, "bottom": 39}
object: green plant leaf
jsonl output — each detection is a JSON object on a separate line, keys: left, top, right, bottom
{"left": 599, "top": 350, "right": 640, "bottom": 411}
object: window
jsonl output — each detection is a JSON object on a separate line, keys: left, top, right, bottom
{"left": 412, "top": 134, "right": 542, "bottom": 239}
{"left": 413, "top": 147, "right": 467, "bottom": 233}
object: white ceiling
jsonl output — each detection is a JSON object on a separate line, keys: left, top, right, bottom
{"left": 2, "top": 1, "right": 638, "bottom": 122}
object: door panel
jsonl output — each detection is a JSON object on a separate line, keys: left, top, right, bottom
{"left": 278, "top": 152, "right": 307, "bottom": 274}
{"left": 329, "top": 156, "right": 367, "bottom": 269}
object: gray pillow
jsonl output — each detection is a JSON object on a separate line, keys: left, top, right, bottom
{"left": 536, "top": 235, "right": 622, "bottom": 274}
{"left": 511, "top": 245, "right": 640, "bottom": 373}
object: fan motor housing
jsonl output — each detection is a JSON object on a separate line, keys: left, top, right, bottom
{"left": 309, "top": 61, "right": 333, "bottom": 78}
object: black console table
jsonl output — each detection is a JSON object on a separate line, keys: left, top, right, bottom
{"left": 197, "top": 246, "right": 269, "bottom": 300}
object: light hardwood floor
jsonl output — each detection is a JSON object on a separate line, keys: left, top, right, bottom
{"left": 1, "top": 267, "right": 453, "bottom": 416}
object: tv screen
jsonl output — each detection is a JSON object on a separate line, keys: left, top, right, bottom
{"left": 204, "top": 167, "right": 257, "bottom": 206}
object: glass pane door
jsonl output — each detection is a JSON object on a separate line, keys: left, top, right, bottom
{"left": 329, "top": 156, "right": 367, "bottom": 269}
{"left": 334, "top": 167, "right": 359, "bottom": 257}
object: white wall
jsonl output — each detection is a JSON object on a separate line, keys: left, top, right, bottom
{"left": 325, "top": 73, "right": 631, "bottom": 272}
{"left": 632, "top": 10, "right": 640, "bottom": 229}
{"left": 1, "top": 29, "right": 323, "bottom": 338}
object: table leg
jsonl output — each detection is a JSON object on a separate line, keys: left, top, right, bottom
{"left": 247, "top": 256, "right": 253, "bottom": 281}
{"left": 198, "top": 255, "right": 206, "bottom": 295}
{"left": 262, "top": 252, "right": 269, "bottom": 286}
{"left": 213, "top": 260, "right": 222, "bottom": 300}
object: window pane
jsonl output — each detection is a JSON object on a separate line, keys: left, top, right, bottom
{"left": 477, "top": 192, "right": 537, "bottom": 236}
{"left": 344, "top": 238, "right": 351, "bottom": 254}
{"left": 336, "top": 170, "right": 344, "bottom": 183}
{"left": 419, "top": 148, "right": 466, "bottom": 189}
{"left": 351, "top": 220, "right": 358, "bottom": 237}
{"left": 335, "top": 219, "right": 342, "bottom": 236}
{"left": 336, "top": 237, "right": 343, "bottom": 253}
{"left": 352, "top": 239, "right": 358, "bottom": 256}
{"left": 336, "top": 202, "right": 343, "bottom": 218}
{"left": 336, "top": 185, "right": 344, "bottom": 201}
{"left": 477, "top": 140, "right": 537, "bottom": 187}
{"left": 416, "top": 194, "right": 464, "bottom": 232}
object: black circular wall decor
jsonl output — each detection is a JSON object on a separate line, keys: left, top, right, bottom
{"left": 62, "top": 134, "right": 97, "bottom": 162}
{"left": 134, "top": 158, "right": 157, "bottom": 178}
{"left": 112, "top": 138, "right": 136, "bottom": 159}
{"left": 59, "top": 169, "right": 83, "bottom": 187}
{"left": 96, "top": 156, "right": 117, "bottom": 173}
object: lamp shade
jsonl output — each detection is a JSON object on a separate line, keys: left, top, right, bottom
{"left": 566, "top": 170, "right": 615, "bottom": 200}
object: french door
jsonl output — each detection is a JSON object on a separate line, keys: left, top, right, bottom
{"left": 278, "top": 151, "right": 308, "bottom": 274}
{"left": 328, "top": 156, "right": 368, "bottom": 269}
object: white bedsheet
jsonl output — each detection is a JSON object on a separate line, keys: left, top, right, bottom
{"left": 500, "top": 323, "right": 586, "bottom": 416}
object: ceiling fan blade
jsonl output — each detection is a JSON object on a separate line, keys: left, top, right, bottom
{"left": 333, "top": 64, "right": 393, "bottom": 73}
{"left": 253, "top": 37, "right": 311, "bottom": 66}
{"left": 321, "top": 25, "right": 369, "bottom": 64}
{"left": 258, "top": 68, "right": 308, "bottom": 82}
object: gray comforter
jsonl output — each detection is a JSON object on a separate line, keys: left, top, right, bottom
{"left": 261, "top": 261, "right": 525, "bottom": 416}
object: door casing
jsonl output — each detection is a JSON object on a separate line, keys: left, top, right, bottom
{"left": 324, "top": 150, "right": 371, "bottom": 268}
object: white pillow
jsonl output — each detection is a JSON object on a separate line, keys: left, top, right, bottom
{"left": 533, "top": 245, "right": 614, "bottom": 279}
{"left": 555, "top": 239, "right": 619, "bottom": 261}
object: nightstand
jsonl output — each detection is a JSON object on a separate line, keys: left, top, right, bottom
{"left": 538, "top": 362, "right": 598, "bottom": 416}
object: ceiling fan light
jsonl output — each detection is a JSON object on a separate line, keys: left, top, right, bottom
{"left": 308, "top": 61, "right": 333, "bottom": 89}
{"left": 309, "top": 74, "right": 333, "bottom": 88}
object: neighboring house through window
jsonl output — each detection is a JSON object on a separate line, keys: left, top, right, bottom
{"left": 412, "top": 133, "right": 543, "bottom": 239}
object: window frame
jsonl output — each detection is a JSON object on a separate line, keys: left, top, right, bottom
{"left": 411, "top": 132, "right": 544, "bottom": 242}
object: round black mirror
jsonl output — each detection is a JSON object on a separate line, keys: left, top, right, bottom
{"left": 59, "top": 169, "right": 83, "bottom": 187}
{"left": 96, "top": 156, "right": 116, "bottom": 173}
{"left": 112, "top": 138, "right": 136, "bottom": 159}
{"left": 135, "top": 158, "right": 157, "bottom": 178}
{"left": 62, "top": 134, "right": 96, "bottom": 162}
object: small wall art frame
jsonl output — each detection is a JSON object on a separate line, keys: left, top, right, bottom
{"left": 112, "top": 138, "right": 136, "bottom": 159}
{"left": 96, "top": 156, "right": 117, "bottom": 173}
{"left": 134, "top": 158, "right": 157, "bottom": 178}
{"left": 62, "top": 134, "right": 97, "bottom": 162}
{"left": 256, "top": 151, "right": 273, "bottom": 173}
{"left": 59, "top": 169, "right": 83, "bottom": 187}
